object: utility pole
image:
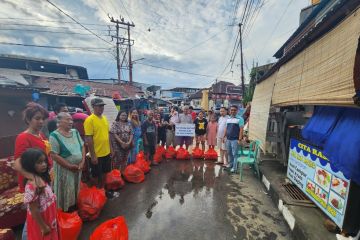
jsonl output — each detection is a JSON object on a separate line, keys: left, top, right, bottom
{"left": 239, "top": 23, "right": 245, "bottom": 96}
{"left": 109, "top": 16, "right": 135, "bottom": 84}
{"left": 128, "top": 24, "right": 133, "bottom": 84}
{"left": 115, "top": 22, "right": 121, "bottom": 84}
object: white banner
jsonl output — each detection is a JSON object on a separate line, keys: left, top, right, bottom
{"left": 175, "top": 124, "right": 195, "bottom": 137}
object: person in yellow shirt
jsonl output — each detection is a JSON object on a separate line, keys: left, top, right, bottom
{"left": 84, "top": 98, "right": 112, "bottom": 189}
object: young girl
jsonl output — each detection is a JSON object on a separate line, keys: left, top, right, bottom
{"left": 194, "top": 111, "right": 208, "bottom": 151}
{"left": 207, "top": 114, "right": 218, "bottom": 149}
{"left": 21, "top": 148, "right": 59, "bottom": 240}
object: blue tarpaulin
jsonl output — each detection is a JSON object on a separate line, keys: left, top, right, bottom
{"left": 301, "top": 106, "right": 343, "bottom": 147}
{"left": 301, "top": 106, "right": 360, "bottom": 184}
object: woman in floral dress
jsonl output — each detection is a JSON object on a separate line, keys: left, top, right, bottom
{"left": 128, "top": 108, "right": 142, "bottom": 164}
{"left": 110, "top": 111, "right": 133, "bottom": 171}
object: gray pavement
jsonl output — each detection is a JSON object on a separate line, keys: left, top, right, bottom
{"left": 79, "top": 159, "right": 291, "bottom": 240}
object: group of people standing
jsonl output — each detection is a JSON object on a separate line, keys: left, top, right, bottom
{"left": 12, "top": 98, "right": 245, "bottom": 239}
{"left": 161, "top": 104, "right": 244, "bottom": 173}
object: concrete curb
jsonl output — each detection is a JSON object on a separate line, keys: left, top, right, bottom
{"left": 259, "top": 171, "right": 308, "bottom": 240}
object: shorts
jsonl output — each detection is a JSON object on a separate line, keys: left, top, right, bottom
{"left": 217, "top": 137, "right": 227, "bottom": 150}
{"left": 196, "top": 134, "right": 206, "bottom": 142}
{"left": 176, "top": 136, "right": 192, "bottom": 146}
{"left": 166, "top": 129, "right": 175, "bottom": 146}
{"left": 90, "top": 154, "right": 111, "bottom": 178}
{"left": 144, "top": 145, "right": 156, "bottom": 155}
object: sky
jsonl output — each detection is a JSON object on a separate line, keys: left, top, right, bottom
{"left": 0, "top": 0, "right": 310, "bottom": 89}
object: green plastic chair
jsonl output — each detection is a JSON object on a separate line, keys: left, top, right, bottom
{"left": 236, "top": 141, "right": 260, "bottom": 181}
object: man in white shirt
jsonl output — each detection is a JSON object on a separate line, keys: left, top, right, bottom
{"left": 216, "top": 107, "right": 229, "bottom": 165}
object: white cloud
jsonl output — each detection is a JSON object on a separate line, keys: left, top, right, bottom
{"left": 0, "top": 0, "right": 309, "bottom": 88}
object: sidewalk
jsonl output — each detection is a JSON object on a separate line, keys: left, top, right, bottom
{"left": 257, "top": 157, "right": 337, "bottom": 240}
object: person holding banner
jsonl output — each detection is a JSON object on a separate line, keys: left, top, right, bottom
{"left": 177, "top": 106, "right": 193, "bottom": 150}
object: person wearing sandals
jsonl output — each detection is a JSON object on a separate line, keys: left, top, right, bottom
{"left": 49, "top": 112, "right": 85, "bottom": 212}
{"left": 216, "top": 107, "right": 229, "bottom": 165}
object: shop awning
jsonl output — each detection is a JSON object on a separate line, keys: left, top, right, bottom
{"left": 272, "top": 10, "right": 360, "bottom": 106}
{"left": 249, "top": 72, "right": 277, "bottom": 152}
{"left": 301, "top": 106, "right": 360, "bottom": 184}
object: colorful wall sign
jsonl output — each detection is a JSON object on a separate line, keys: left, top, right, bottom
{"left": 287, "top": 138, "right": 351, "bottom": 228}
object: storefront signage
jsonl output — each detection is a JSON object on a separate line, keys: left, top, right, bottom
{"left": 175, "top": 124, "right": 195, "bottom": 137}
{"left": 287, "top": 138, "right": 350, "bottom": 228}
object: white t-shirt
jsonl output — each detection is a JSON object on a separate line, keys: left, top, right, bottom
{"left": 217, "top": 115, "right": 229, "bottom": 138}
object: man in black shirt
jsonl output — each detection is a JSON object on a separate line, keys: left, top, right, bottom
{"left": 142, "top": 110, "right": 158, "bottom": 166}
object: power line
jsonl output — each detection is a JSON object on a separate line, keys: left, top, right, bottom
{"left": 178, "top": 28, "right": 229, "bottom": 55}
{"left": 46, "top": 0, "right": 113, "bottom": 46}
{"left": 0, "top": 42, "right": 112, "bottom": 52}
{"left": 0, "top": 17, "right": 109, "bottom": 26}
{"left": 0, "top": 22, "right": 111, "bottom": 31}
{"left": 259, "top": 0, "right": 294, "bottom": 53}
{"left": 137, "top": 62, "right": 224, "bottom": 78}
{"left": 0, "top": 28, "right": 109, "bottom": 36}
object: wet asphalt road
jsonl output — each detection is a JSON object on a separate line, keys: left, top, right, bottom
{"left": 79, "top": 159, "right": 291, "bottom": 240}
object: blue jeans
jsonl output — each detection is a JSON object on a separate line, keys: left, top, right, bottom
{"left": 226, "top": 140, "right": 238, "bottom": 169}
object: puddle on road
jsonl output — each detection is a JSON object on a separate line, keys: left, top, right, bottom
{"left": 145, "top": 160, "right": 223, "bottom": 219}
{"left": 130, "top": 160, "right": 231, "bottom": 240}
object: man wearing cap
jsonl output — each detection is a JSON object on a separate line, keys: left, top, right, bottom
{"left": 84, "top": 98, "right": 112, "bottom": 189}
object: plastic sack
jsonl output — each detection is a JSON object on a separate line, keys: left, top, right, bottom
{"left": 153, "top": 152, "right": 162, "bottom": 163}
{"left": 204, "top": 148, "right": 218, "bottom": 160}
{"left": 192, "top": 147, "right": 204, "bottom": 159}
{"left": 77, "top": 184, "right": 107, "bottom": 221}
{"left": 176, "top": 147, "right": 190, "bottom": 160}
{"left": 105, "top": 169, "right": 125, "bottom": 190}
{"left": 165, "top": 146, "right": 176, "bottom": 159}
{"left": 90, "top": 216, "right": 128, "bottom": 240}
{"left": 134, "top": 157, "right": 150, "bottom": 174}
{"left": 123, "top": 165, "right": 145, "bottom": 183}
{"left": 57, "top": 209, "right": 82, "bottom": 240}
{"left": 136, "top": 151, "right": 147, "bottom": 162}
{"left": 156, "top": 145, "right": 166, "bottom": 157}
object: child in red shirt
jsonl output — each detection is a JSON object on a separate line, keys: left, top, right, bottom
{"left": 21, "top": 148, "right": 59, "bottom": 240}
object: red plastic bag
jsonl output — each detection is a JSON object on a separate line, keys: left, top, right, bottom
{"left": 136, "top": 151, "right": 147, "bottom": 162}
{"left": 156, "top": 145, "right": 166, "bottom": 157}
{"left": 153, "top": 151, "right": 163, "bottom": 163}
{"left": 192, "top": 147, "right": 204, "bottom": 159}
{"left": 90, "top": 216, "right": 128, "bottom": 240}
{"left": 105, "top": 169, "right": 125, "bottom": 190}
{"left": 77, "top": 184, "right": 107, "bottom": 221}
{"left": 134, "top": 157, "right": 150, "bottom": 174}
{"left": 176, "top": 147, "right": 190, "bottom": 160}
{"left": 165, "top": 146, "right": 176, "bottom": 159}
{"left": 123, "top": 165, "right": 145, "bottom": 183}
{"left": 57, "top": 209, "right": 82, "bottom": 240}
{"left": 204, "top": 148, "right": 218, "bottom": 160}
